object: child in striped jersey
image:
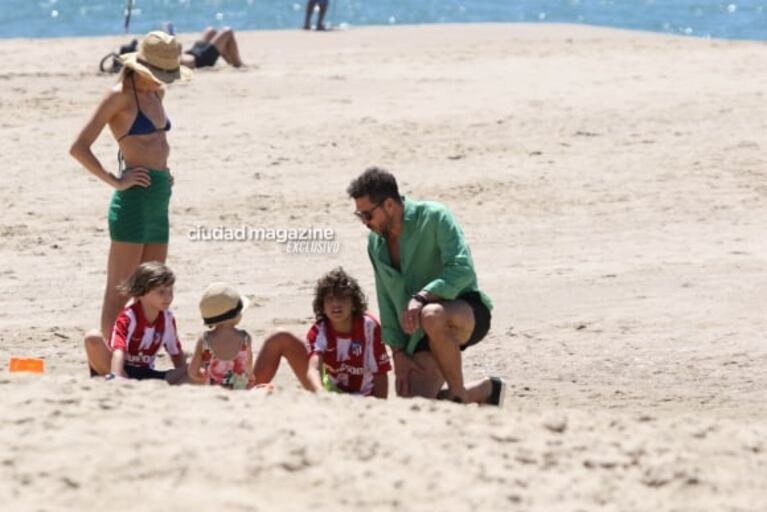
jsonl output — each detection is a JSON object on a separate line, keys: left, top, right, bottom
{"left": 305, "top": 268, "right": 391, "bottom": 398}
{"left": 83, "top": 261, "right": 188, "bottom": 383}
{"left": 187, "top": 269, "right": 391, "bottom": 396}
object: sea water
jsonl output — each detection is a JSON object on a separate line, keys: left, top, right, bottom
{"left": 2, "top": 0, "right": 767, "bottom": 40}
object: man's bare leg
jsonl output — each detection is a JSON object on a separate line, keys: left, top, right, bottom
{"left": 419, "top": 301, "right": 474, "bottom": 402}
{"left": 437, "top": 378, "right": 493, "bottom": 403}
{"left": 407, "top": 351, "right": 444, "bottom": 398}
{"left": 408, "top": 352, "right": 494, "bottom": 404}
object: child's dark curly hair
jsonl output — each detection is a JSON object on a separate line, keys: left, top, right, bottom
{"left": 312, "top": 267, "right": 368, "bottom": 321}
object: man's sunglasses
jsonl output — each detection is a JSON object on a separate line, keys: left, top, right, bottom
{"left": 354, "top": 202, "right": 383, "bottom": 222}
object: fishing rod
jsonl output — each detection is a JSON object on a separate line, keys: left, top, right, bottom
{"left": 124, "top": 0, "right": 134, "bottom": 33}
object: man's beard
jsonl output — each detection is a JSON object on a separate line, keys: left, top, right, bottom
{"left": 377, "top": 212, "right": 393, "bottom": 239}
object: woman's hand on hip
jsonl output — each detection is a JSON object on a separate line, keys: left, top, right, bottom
{"left": 114, "top": 167, "right": 151, "bottom": 190}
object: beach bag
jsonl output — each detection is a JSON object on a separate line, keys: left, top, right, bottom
{"left": 98, "top": 38, "right": 138, "bottom": 74}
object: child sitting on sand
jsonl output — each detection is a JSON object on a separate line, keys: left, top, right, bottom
{"left": 305, "top": 267, "right": 391, "bottom": 398}
{"left": 187, "top": 269, "right": 391, "bottom": 397}
{"left": 187, "top": 282, "right": 313, "bottom": 390}
{"left": 83, "top": 261, "right": 188, "bottom": 383}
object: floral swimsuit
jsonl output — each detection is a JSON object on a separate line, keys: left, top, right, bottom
{"left": 201, "top": 331, "right": 251, "bottom": 390}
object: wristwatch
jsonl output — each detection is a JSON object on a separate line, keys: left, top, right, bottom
{"left": 411, "top": 293, "right": 428, "bottom": 306}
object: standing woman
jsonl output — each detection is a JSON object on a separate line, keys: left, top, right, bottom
{"left": 70, "top": 31, "right": 189, "bottom": 341}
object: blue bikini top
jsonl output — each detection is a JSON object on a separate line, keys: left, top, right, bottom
{"left": 118, "top": 74, "right": 171, "bottom": 141}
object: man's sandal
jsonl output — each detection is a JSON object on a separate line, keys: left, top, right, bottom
{"left": 436, "top": 378, "right": 506, "bottom": 406}
{"left": 486, "top": 377, "right": 506, "bottom": 407}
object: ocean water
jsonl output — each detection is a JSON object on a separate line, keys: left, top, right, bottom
{"left": 2, "top": 0, "right": 767, "bottom": 40}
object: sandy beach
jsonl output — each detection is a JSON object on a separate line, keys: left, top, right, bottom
{"left": 1, "top": 23, "right": 766, "bottom": 511}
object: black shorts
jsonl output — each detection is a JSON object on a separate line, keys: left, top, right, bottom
{"left": 413, "top": 291, "right": 491, "bottom": 353}
{"left": 88, "top": 365, "right": 168, "bottom": 380}
{"left": 124, "top": 365, "right": 169, "bottom": 381}
{"left": 185, "top": 41, "right": 220, "bottom": 68}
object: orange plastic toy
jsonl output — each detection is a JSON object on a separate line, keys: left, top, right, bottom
{"left": 9, "top": 357, "right": 45, "bottom": 373}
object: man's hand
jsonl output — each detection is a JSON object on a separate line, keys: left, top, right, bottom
{"left": 393, "top": 350, "right": 423, "bottom": 397}
{"left": 401, "top": 298, "right": 424, "bottom": 335}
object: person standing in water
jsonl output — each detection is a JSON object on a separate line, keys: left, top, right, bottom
{"left": 304, "top": 0, "right": 330, "bottom": 31}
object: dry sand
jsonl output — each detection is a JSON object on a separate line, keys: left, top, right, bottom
{"left": 1, "top": 23, "right": 766, "bottom": 511}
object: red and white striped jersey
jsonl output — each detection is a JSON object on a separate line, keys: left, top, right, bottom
{"left": 306, "top": 313, "right": 391, "bottom": 396}
{"left": 110, "top": 302, "right": 183, "bottom": 369}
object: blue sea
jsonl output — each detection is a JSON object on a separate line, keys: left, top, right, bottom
{"left": 2, "top": 0, "right": 767, "bottom": 40}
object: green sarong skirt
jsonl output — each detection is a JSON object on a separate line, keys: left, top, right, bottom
{"left": 108, "top": 169, "right": 171, "bottom": 244}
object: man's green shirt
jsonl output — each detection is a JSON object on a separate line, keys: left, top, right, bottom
{"left": 368, "top": 198, "right": 492, "bottom": 355}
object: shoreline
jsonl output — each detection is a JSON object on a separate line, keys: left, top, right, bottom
{"left": 2, "top": 22, "right": 763, "bottom": 79}
{"left": 1, "top": 21, "right": 767, "bottom": 43}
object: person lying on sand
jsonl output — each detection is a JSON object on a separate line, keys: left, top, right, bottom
{"left": 180, "top": 27, "right": 243, "bottom": 69}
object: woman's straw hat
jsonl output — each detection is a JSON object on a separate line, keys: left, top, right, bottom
{"left": 199, "top": 282, "right": 250, "bottom": 326}
{"left": 120, "top": 31, "right": 191, "bottom": 84}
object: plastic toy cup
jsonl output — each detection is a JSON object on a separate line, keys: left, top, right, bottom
{"left": 9, "top": 357, "right": 45, "bottom": 373}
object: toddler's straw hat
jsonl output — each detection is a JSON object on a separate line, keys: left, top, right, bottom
{"left": 199, "top": 282, "right": 249, "bottom": 326}
{"left": 120, "top": 31, "right": 191, "bottom": 84}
